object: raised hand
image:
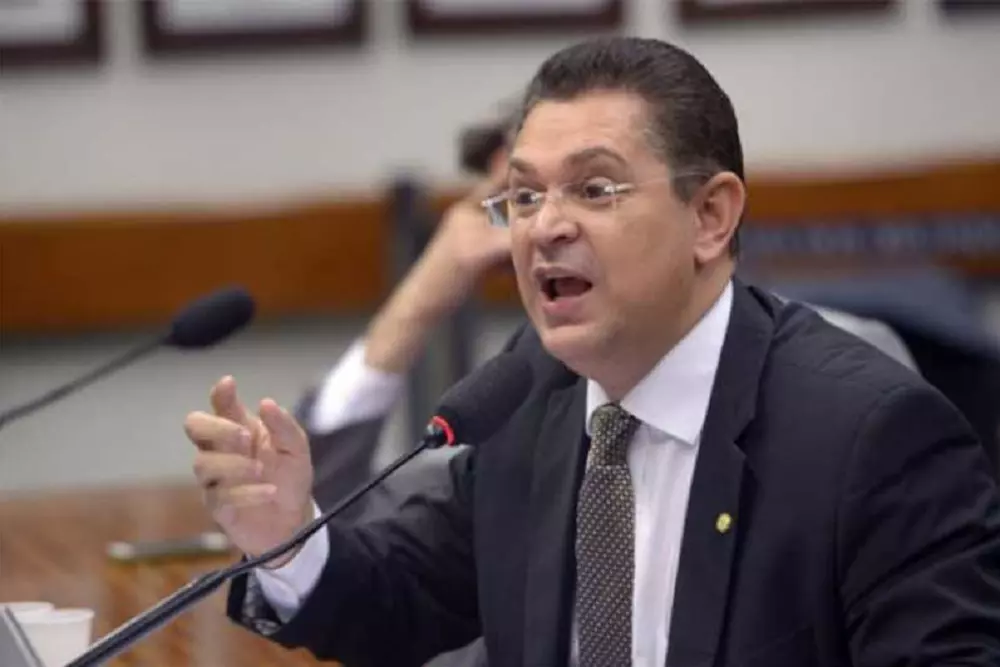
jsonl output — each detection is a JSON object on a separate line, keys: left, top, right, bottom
{"left": 186, "top": 376, "right": 314, "bottom": 568}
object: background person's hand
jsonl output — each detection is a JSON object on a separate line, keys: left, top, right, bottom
{"left": 363, "top": 171, "right": 512, "bottom": 375}
{"left": 429, "top": 174, "right": 513, "bottom": 287}
{"left": 186, "top": 376, "right": 314, "bottom": 568}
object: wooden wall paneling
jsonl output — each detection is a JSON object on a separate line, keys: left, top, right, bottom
{"left": 0, "top": 199, "right": 389, "bottom": 334}
{"left": 2, "top": 159, "right": 999, "bottom": 335}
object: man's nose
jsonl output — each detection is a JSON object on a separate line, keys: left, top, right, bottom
{"left": 527, "top": 193, "right": 580, "bottom": 247}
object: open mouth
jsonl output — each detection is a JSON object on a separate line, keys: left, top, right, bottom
{"left": 542, "top": 276, "right": 593, "bottom": 302}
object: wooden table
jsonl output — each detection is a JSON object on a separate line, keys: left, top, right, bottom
{"left": 0, "top": 484, "right": 326, "bottom": 666}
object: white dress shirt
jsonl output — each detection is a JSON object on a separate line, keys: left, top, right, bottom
{"left": 254, "top": 282, "right": 734, "bottom": 667}
{"left": 308, "top": 339, "right": 406, "bottom": 435}
{"left": 578, "top": 280, "right": 732, "bottom": 666}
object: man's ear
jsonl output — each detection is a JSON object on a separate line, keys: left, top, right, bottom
{"left": 691, "top": 172, "right": 746, "bottom": 265}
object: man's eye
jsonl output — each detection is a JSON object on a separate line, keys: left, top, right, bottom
{"left": 511, "top": 189, "right": 541, "bottom": 207}
{"left": 576, "top": 178, "right": 616, "bottom": 202}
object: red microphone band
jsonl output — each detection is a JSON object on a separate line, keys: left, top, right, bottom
{"left": 430, "top": 415, "right": 456, "bottom": 447}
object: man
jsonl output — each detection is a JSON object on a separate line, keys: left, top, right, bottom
{"left": 186, "top": 37, "right": 1000, "bottom": 666}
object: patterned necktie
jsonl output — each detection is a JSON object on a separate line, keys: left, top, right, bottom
{"left": 575, "top": 402, "right": 639, "bottom": 667}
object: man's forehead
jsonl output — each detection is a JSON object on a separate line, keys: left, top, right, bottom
{"left": 510, "top": 91, "right": 648, "bottom": 172}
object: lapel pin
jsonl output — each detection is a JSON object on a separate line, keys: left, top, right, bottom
{"left": 715, "top": 512, "right": 733, "bottom": 534}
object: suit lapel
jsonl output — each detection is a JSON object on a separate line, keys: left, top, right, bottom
{"left": 666, "top": 281, "right": 775, "bottom": 667}
{"left": 522, "top": 377, "right": 588, "bottom": 667}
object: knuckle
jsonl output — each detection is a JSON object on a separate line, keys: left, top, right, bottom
{"left": 192, "top": 456, "right": 211, "bottom": 482}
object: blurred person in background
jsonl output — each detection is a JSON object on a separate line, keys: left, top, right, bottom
{"left": 299, "top": 106, "right": 513, "bottom": 520}
{"left": 289, "top": 107, "right": 512, "bottom": 667}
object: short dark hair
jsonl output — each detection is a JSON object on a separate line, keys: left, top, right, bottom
{"left": 458, "top": 98, "right": 520, "bottom": 175}
{"left": 516, "top": 37, "right": 744, "bottom": 253}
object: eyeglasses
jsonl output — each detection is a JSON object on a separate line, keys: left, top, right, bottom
{"left": 480, "top": 172, "right": 713, "bottom": 228}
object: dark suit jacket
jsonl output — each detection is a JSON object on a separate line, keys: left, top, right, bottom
{"left": 773, "top": 269, "right": 1000, "bottom": 473}
{"left": 230, "top": 280, "right": 1000, "bottom": 667}
{"left": 298, "top": 387, "right": 488, "bottom": 667}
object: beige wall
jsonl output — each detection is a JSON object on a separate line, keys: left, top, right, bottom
{"left": 2, "top": 0, "right": 999, "bottom": 213}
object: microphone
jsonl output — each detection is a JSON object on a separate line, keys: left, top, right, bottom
{"left": 0, "top": 286, "right": 255, "bottom": 432}
{"left": 65, "top": 352, "right": 532, "bottom": 667}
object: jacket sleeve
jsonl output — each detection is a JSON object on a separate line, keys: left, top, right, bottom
{"left": 226, "top": 325, "right": 533, "bottom": 664}
{"left": 839, "top": 383, "right": 1000, "bottom": 665}
{"left": 229, "top": 443, "right": 480, "bottom": 667}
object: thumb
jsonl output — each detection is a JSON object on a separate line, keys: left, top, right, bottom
{"left": 259, "top": 399, "right": 307, "bottom": 457}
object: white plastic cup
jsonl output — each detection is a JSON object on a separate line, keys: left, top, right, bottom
{"left": 14, "top": 608, "right": 94, "bottom": 667}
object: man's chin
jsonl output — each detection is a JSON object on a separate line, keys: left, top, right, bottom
{"left": 537, "top": 322, "right": 603, "bottom": 369}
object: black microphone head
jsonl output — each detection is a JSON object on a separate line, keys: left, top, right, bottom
{"left": 167, "top": 286, "right": 256, "bottom": 349}
{"left": 433, "top": 353, "right": 532, "bottom": 446}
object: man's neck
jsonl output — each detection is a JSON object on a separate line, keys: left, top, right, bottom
{"left": 591, "top": 269, "right": 732, "bottom": 402}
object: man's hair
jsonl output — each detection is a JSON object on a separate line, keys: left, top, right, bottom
{"left": 517, "top": 37, "right": 744, "bottom": 254}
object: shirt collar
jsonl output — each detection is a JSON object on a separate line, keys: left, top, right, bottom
{"left": 585, "top": 281, "right": 733, "bottom": 446}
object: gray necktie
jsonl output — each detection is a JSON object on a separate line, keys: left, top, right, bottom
{"left": 575, "top": 403, "right": 639, "bottom": 667}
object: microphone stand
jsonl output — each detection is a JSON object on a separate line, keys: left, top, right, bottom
{"left": 0, "top": 336, "right": 166, "bottom": 433}
{"left": 66, "top": 432, "right": 443, "bottom": 667}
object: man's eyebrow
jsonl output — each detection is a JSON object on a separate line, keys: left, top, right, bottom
{"left": 508, "top": 146, "right": 628, "bottom": 177}
{"left": 564, "top": 146, "right": 629, "bottom": 169}
{"left": 508, "top": 157, "right": 536, "bottom": 175}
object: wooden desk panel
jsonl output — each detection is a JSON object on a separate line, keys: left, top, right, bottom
{"left": 0, "top": 484, "right": 324, "bottom": 666}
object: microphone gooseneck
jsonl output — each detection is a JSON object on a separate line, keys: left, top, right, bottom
{"left": 0, "top": 336, "right": 166, "bottom": 433}
{"left": 0, "top": 286, "right": 256, "bottom": 433}
{"left": 65, "top": 352, "right": 532, "bottom": 667}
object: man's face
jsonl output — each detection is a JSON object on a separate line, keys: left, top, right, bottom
{"left": 508, "top": 90, "right": 701, "bottom": 377}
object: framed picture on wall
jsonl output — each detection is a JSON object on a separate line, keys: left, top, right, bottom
{"left": 140, "top": 0, "right": 367, "bottom": 57}
{"left": 940, "top": 0, "right": 1000, "bottom": 14}
{"left": 0, "top": 0, "right": 104, "bottom": 71}
{"left": 406, "top": 0, "right": 623, "bottom": 36}
{"left": 677, "top": 0, "right": 895, "bottom": 23}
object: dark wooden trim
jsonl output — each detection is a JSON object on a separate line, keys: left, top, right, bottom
{"left": 745, "top": 160, "right": 1000, "bottom": 221}
{"left": 406, "top": 0, "right": 623, "bottom": 37}
{"left": 139, "top": 0, "right": 367, "bottom": 57}
{"left": 0, "top": 198, "right": 390, "bottom": 335}
{"left": 0, "top": 0, "right": 104, "bottom": 71}
{"left": 678, "top": 0, "right": 895, "bottom": 23}
{"left": 2, "top": 159, "right": 999, "bottom": 335}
